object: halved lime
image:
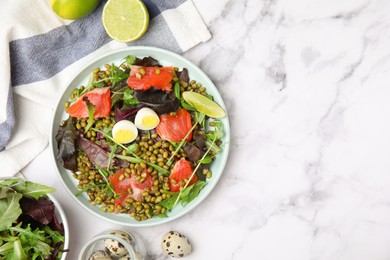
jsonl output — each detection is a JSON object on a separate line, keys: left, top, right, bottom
{"left": 182, "top": 91, "right": 226, "bottom": 118}
{"left": 50, "top": 0, "right": 100, "bottom": 20}
{"left": 102, "top": 0, "right": 149, "bottom": 42}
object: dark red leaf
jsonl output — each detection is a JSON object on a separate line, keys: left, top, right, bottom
{"left": 20, "top": 197, "right": 54, "bottom": 225}
{"left": 55, "top": 117, "right": 78, "bottom": 172}
{"left": 49, "top": 211, "right": 64, "bottom": 235}
{"left": 133, "top": 87, "right": 179, "bottom": 115}
{"left": 78, "top": 137, "right": 111, "bottom": 169}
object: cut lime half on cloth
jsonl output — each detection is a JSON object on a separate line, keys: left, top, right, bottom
{"left": 182, "top": 91, "right": 226, "bottom": 118}
{"left": 102, "top": 0, "right": 149, "bottom": 42}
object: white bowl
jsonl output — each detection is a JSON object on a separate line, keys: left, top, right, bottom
{"left": 48, "top": 193, "right": 70, "bottom": 260}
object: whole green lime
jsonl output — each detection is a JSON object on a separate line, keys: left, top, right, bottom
{"left": 50, "top": 0, "right": 100, "bottom": 20}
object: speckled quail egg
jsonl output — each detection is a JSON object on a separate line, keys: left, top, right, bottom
{"left": 118, "top": 255, "right": 131, "bottom": 260}
{"left": 88, "top": 250, "right": 112, "bottom": 260}
{"left": 161, "top": 231, "right": 192, "bottom": 258}
{"left": 104, "top": 230, "right": 132, "bottom": 257}
{"left": 112, "top": 120, "right": 138, "bottom": 144}
{"left": 134, "top": 107, "right": 160, "bottom": 130}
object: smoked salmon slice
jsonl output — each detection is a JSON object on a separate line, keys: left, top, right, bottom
{"left": 66, "top": 87, "right": 111, "bottom": 118}
{"left": 127, "top": 66, "right": 174, "bottom": 91}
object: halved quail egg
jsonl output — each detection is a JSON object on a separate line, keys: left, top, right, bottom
{"left": 112, "top": 120, "right": 138, "bottom": 144}
{"left": 134, "top": 107, "right": 160, "bottom": 130}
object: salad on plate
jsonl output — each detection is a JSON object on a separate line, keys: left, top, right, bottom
{"left": 55, "top": 55, "right": 226, "bottom": 222}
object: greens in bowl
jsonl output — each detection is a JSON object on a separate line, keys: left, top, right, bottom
{"left": 0, "top": 178, "right": 68, "bottom": 260}
{"left": 51, "top": 46, "right": 230, "bottom": 226}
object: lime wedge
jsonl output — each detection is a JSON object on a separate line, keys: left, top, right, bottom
{"left": 182, "top": 91, "right": 226, "bottom": 118}
{"left": 102, "top": 0, "right": 149, "bottom": 42}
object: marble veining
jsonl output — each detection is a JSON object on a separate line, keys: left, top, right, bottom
{"left": 23, "top": 0, "right": 390, "bottom": 259}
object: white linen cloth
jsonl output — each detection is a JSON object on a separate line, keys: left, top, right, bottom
{"left": 0, "top": 0, "right": 211, "bottom": 177}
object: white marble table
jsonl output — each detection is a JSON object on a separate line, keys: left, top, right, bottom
{"left": 23, "top": 0, "right": 390, "bottom": 259}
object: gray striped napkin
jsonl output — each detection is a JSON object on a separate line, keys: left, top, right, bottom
{"left": 0, "top": 0, "right": 211, "bottom": 176}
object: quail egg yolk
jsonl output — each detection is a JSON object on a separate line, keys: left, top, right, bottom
{"left": 142, "top": 115, "right": 159, "bottom": 128}
{"left": 113, "top": 129, "right": 135, "bottom": 143}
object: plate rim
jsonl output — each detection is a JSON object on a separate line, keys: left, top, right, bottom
{"left": 49, "top": 46, "right": 231, "bottom": 227}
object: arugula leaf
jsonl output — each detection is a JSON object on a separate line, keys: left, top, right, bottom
{"left": 186, "top": 181, "right": 207, "bottom": 203}
{"left": 0, "top": 193, "right": 22, "bottom": 231}
{"left": 10, "top": 224, "right": 48, "bottom": 244}
{"left": 198, "top": 156, "right": 212, "bottom": 164}
{"left": 125, "top": 55, "right": 136, "bottom": 66}
{"left": 179, "top": 186, "right": 192, "bottom": 206}
{"left": 83, "top": 97, "right": 96, "bottom": 134}
{"left": 107, "top": 144, "right": 117, "bottom": 170}
{"left": 0, "top": 178, "right": 19, "bottom": 188}
{"left": 42, "top": 226, "right": 64, "bottom": 245}
{"left": 205, "top": 119, "right": 223, "bottom": 154}
{"left": 157, "top": 193, "right": 179, "bottom": 211}
{"left": 34, "top": 240, "right": 51, "bottom": 256}
{"left": 92, "top": 81, "right": 105, "bottom": 88}
{"left": 123, "top": 88, "right": 139, "bottom": 106}
{"left": 115, "top": 154, "right": 169, "bottom": 175}
{"left": 110, "top": 83, "right": 129, "bottom": 107}
{"left": 180, "top": 99, "right": 196, "bottom": 111}
{"left": 13, "top": 238, "right": 28, "bottom": 260}
{"left": 96, "top": 168, "right": 119, "bottom": 198}
{"left": 174, "top": 82, "right": 181, "bottom": 99}
{"left": 0, "top": 240, "right": 14, "bottom": 255}
{"left": 206, "top": 120, "right": 224, "bottom": 140}
{"left": 110, "top": 63, "right": 129, "bottom": 87}
{"left": 196, "top": 112, "right": 206, "bottom": 127}
{"left": 155, "top": 213, "right": 169, "bottom": 218}
{"left": 0, "top": 187, "right": 14, "bottom": 199}
{"left": 158, "top": 181, "right": 207, "bottom": 211}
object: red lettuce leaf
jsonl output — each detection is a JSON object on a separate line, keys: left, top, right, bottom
{"left": 20, "top": 197, "right": 54, "bottom": 225}
{"left": 49, "top": 211, "right": 64, "bottom": 235}
{"left": 114, "top": 105, "right": 144, "bottom": 122}
{"left": 78, "top": 137, "right": 111, "bottom": 169}
{"left": 55, "top": 117, "right": 78, "bottom": 172}
{"left": 133, "top": 87, "right": 180, "bottom": 115}
{"left": 134, "top": 56, "right": 161, "bottom": 67}
{"left": 177, "top": 68, "right": 189, "bottom": 83}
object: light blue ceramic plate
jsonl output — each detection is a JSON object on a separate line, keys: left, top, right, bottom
{"left": 50, "top": 46, "right": 230, "bottom": 227}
